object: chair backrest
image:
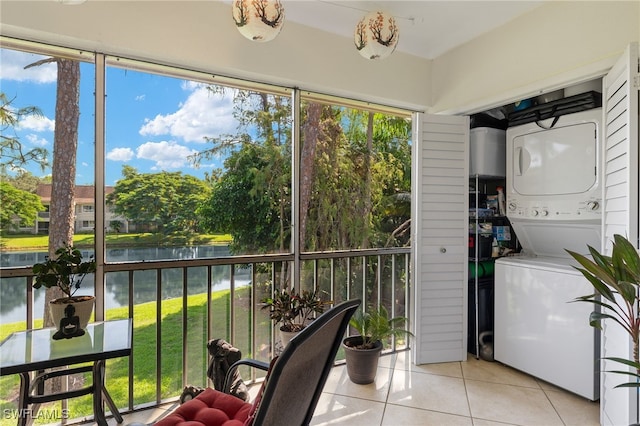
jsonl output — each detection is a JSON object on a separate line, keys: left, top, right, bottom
{"left": 251, "top": 299, "right": 360, "bottom": 426}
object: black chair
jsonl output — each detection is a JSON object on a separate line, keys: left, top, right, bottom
{"left": 157, "top": 299, "right": 361, "bottom": 426}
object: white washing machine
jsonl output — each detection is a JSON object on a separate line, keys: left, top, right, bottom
{"left": 495, "top": 107, "right": 602, "bottom": 400}
{"left": 494, "top": 256, "right": 600, "bottom": 400}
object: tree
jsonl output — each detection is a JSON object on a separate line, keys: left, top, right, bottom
{"left": 0, "top": 181, "right": 44, "bottom": 231}
{"left": 0, "top": 93, "right": 49, "bottom": 173}
{"left": 46, "top": 59, "right": 81, "bottom": 314}
{"left": 198, "top": 144, "right": 286, "bottom": 254}
{"left": 194, "top": 89, "right": 412, "bottom": 255}
{"left": 194, "top": 89, "right": 291, "bottom": 255}
{"left": 1, "top": 169, "right": 50, "bottom": 192}
{"left": 107, "top": 166, "right": 211, "bottom": 236}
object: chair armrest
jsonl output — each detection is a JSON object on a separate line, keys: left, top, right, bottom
{"left": 223, "top": 359, "right": 270, "bottom": 394}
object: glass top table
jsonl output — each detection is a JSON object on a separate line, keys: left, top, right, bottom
{"left": 0, "top": 319, "right": 132, "bottom": 426}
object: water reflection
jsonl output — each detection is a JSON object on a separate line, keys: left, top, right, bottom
{"left": 0, "top": 245, "right": 251, "bottom": 324}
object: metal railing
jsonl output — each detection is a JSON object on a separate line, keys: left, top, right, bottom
{"left": 0, "top": 247, "right": 411, "bottom": 419}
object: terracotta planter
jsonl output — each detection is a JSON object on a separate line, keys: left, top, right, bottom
{"left": 343, "top": 336, "right": 383, "bottom": 384}
{"left": 49, "top": 295, "right": 95, "bottom": 339}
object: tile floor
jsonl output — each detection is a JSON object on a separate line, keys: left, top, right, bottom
{"left": 104, "top": 352, "right": 600, "bottom": 426}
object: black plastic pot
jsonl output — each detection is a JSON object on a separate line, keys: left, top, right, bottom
{"left": 343, "top": 336, "right": 383, "bottom": 384}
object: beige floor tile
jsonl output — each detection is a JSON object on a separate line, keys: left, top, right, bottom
{"left": 382, "top": 403, "right": 473, "bottom": 426}
{"left": 545, "top": 389, "right": 600, "bottom": 426}
{"left": 377, "top": 353, "right": 397, "bottom": 369}
{"left": 465, "top": 379, "right": 563, "bottom": 426}
{"left": 322, "top": 364, "right": 392, "bottom": 403}
{"left": 388, "top": 368, "right": 470, "bottom": 417}
{"left": 462, "top": 357, "right": 540, "bottom": 388}
{"left": 311, "top": 393, "right": 385, "bottom": 426}
{"left": 472, "top": 419, "right": 519, "bottom": 426}
{"left": 394, "top": 351, "right": 463, "bottom": 378}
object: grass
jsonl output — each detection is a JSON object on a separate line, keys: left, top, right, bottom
{"left": 0, "top": 233, "right": 232, "bottom": 251}
{"left": 0, "top": 286, "right": 259, "bottom": 426}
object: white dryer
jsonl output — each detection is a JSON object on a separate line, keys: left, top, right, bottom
{"left": 495, "top": 107, "right": 602, "bottom": 400}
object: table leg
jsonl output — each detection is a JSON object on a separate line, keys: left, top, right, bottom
{"left": 17, "top": 372, "right": 30, "bottom": 426}
{"left": 92, "top": 361, "right": 107, "bottom": 426}
{"left": 92, "top": 360, "right": 124, "bottom": 424}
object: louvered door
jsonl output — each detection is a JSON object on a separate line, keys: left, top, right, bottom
{"left": 412, "top": 113, "right": 469, "bottom": 364}
{"left": 601, "top": 42, "right": 639, "bottom": 426}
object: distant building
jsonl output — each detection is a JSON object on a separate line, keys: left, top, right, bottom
{"left": 19, "top": 184, "right": 129, "bottom": 234}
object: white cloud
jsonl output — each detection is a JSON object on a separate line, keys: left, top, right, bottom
{"left": 139, "top": 83, "right": 236, "bottom": 143}
{"left": 135, "top": 94, "right": 145, "bottom": 101}
{"left": 0, "top": 49, "right": 57, "bottom": 83}
{"left": 106, "top": 147, "right": 135, "bottom": 162}
{"left": 26, "top": 134, "right": 49, "bottom": 147}
{"left": 19, "top": 114, "right": 55, "bottom": 132}
{"left": 136, "top": 141, "right": 198, "bottom": 169}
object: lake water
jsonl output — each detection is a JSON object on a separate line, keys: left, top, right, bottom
{"left": 0, "top": 245, "right": 251, "bottom": 324}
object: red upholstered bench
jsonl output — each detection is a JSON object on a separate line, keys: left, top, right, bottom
{"left": 156, "top": 388, "right": 254, "bottom": 426}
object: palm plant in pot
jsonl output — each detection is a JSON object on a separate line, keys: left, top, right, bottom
{"left": 262, "top": 287, "right": 330, "bottom": 346}
{"left": 32, "top": 244, "right": 96, "bottom": 340}
{"left": 343, "top": 304, "right": 413, "bottom": 384}
{"left": 566, "top": 234, "right": 640, "bottom": 389}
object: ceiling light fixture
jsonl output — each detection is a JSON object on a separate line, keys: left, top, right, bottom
{"left": 232, "top": 0, "right": 285, "bottom": 43}
{"left": 354, "top": 11, "right": 399, "bottom": 60}
{"left": 58, "top": 0, "right": 87, "bottom": 4}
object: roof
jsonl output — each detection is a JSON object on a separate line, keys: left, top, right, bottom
{"left": 36, "top": 184, "right": 114, "bottom": 204}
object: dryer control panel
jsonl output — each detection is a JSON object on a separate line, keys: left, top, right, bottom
{"left": 506, "top": 195, "right": 601, "bottom": 221}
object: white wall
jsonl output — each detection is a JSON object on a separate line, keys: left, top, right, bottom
{"left": 2, "top": 2, "right": 638, "bottom": 114}
{"left": 0, "top": 0, "right": 431, "bottom": 111}
{"left": 431, "top": 1, "right": 640, "bottom": 114}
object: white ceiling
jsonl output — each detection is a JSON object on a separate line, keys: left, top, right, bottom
{"left": 281, "top": 1, "right": 544, "bottom": 59}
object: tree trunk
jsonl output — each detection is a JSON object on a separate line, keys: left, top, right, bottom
{"left": 361, "top": 112, "right": 374, "bottom": 249}
{"left": 44, "top": 58, "right": 80, "bottom": 327}
{"left": 299, "top": 102, "right": 322, "bottom": 251}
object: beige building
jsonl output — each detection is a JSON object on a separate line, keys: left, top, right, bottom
{"left": 27, "top": 184, "right": 126, "bottom": 234}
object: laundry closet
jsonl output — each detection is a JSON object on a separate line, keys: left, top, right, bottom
{"left": 468, "top": 80, "right": 603, "bottom": 401}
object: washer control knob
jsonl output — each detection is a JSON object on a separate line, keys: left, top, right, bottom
{"left": 508, "top": 202, "right": 517, "bottom": 211}
{"left": 540, "top": 210, "right": 549, "bottom": 217}
{"left": 531, "top": 209, "right": 539, "bottom": 217}
{"left": 587, "top": 201, "right": 600, "bottom": 211}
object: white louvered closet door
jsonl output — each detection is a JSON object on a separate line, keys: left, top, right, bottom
{"left": 412, "top": 113, "right": 469, "bottom": 365}
{"left": 601, "top": 42, "right": 639, "bottom": 426}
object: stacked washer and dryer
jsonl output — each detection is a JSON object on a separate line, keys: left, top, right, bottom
{"left": 494, "top": 106, "right": 602, "bottom": 401}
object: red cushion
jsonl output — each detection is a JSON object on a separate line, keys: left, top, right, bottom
{"left": 156, "top": 388, "right": 253, "bottom": 426}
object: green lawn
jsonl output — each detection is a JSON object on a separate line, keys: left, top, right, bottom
{"left": 0, "top": 233, "right": 232, "bottom": 250}
{"left": 0, "top": 287, "right": 260, "bottom": 425}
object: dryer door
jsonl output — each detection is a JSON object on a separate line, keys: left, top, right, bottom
{"left": 510, "top": 115, "right": 597, "bottom": 196}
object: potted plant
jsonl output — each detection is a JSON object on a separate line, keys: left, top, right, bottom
{"left": 343, "top": 304, "right": 412, "bottom": 384}
{"left": 262, "top": 287, "right": 330, "bottom": 346}
{"left": 566, "top": 233, "right": 640, "bottom": 389}
{"left": 32, "top": 244, "right": 97, "bottom": 340}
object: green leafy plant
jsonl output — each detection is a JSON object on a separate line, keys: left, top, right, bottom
{"left": 262, "top": 287, "right": 330, "bottom": 332}
{"left": 347, "top": 305, "right": 413, "bottom": 349}
{"left": 567, "top": 233, "right": 640, "bottom": 388}
{"left": 32, "top": 244, "right": 97, "bottom": 299}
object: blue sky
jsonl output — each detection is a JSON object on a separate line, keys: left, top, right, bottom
{"left": 1, "top": 48, "right": 239, "bottom": 186}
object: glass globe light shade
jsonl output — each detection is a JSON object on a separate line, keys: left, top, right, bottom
{"left": 232, "top": 0, "right": 285, "bottom": 42}
{"left": 354, "top": 11, "right": 399, "bottom": 60}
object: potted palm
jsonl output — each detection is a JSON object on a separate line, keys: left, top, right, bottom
{"left": 343, "top": 304, "right": 412, "bottom": 384}
{"left": 566, "top": 233, "right": 640, "bottom": 389}
{"left": 262, "top": 287, "right": 330, "bottom": 346}
{"left": 32, "top": 244, "right": 97, "bottom": 340}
